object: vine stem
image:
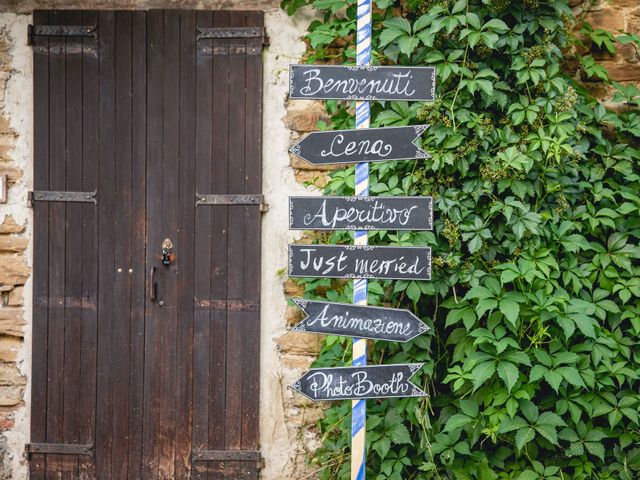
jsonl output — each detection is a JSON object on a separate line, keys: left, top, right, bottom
{"left": 449, "top": 1, "right": 471, "bottom": 130}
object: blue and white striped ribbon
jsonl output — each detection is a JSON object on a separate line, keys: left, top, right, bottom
{"left": 352, "top": 0, "right": 371, "bottom": 479}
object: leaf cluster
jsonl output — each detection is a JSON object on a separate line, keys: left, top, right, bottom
{"left": 281, "top": 0, "right": 640, "bottom": 478}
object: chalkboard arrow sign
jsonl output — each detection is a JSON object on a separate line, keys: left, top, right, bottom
{"left": 290, "top": 298, "right": 429, "bottom": 342}
{"left": 288, "top": 244, "right": 431, "bottom": 280}
{"left": 291, "top": 364, "right": 427, "bottom": 401}
{"left": 289, "top": 65, "right": 436, "bottom": 101}
{"left": 290, "top": 125, "right": 430, "bottom": 165}
{"left": 289, "top": 196, "right": 433, "bottom": 231}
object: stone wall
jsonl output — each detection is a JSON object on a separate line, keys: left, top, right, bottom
{"left": 0, "top": 14, "right": 32, "bottom": 480}
{"left": 569, "top": 0, "right": 640, "bottom": 99}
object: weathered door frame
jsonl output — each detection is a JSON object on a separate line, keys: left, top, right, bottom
{"left": 28, "top": 10, "right": 266, "bottom": 479}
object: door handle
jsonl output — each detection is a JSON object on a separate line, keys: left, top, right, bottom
{"left": 150, "top": 266, "right": 157, "bottom": 302}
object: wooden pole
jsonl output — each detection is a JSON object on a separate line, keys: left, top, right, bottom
{"left": 352, "top": 0, "right": 371, "bottom": 478}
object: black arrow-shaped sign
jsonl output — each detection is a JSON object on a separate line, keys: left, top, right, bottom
{"left": 290, "top": 125, "right": 430, "bottom": 165}
{"left": 291, "top": 364, "right": 427, "bottom": 401}
{"left": 290, "top": 298, "right": 429, "bottom": 342}
{"left": 288, "top": 244, "right": 432, "bottom": 280}
{"left": 289, "top": 196, "right": 433, "bottom": 231}
{"left": 289, "top": 65, "right": 436, "bottom": 101}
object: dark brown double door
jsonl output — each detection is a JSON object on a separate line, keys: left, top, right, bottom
{"left": 30, "top": 10, "right": 263, "bottom": 479}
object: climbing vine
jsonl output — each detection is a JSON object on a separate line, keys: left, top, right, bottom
{"left": 282, "top": 0, "right": 640, "bottom": 478}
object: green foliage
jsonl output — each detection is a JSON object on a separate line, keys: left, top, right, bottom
{"left": 282, "top": 0, "right": 640, "bottom": 478}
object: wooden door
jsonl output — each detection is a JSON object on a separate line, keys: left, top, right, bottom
{"left": 29, "top": 10, "right": 264, "bottom": 480}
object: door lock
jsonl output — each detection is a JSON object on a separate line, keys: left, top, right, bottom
{"left": 161, "top": 238, "right": 174, "bottom": 266}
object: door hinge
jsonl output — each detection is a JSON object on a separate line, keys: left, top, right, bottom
{"left": 195, "top": 193, "right": 268, "bottom": 212}
{"left": 197, "top": 26, "right": 268, "bottom": 56}
{"left": 28, "top": 190, "right": 97, "bottom": 207}
{"left": 28, "top": 24, "right": 97, "bottom": 45}
{"left": 26, "top": 443, "right": 94, "bottom": 457}
{"left": 191, "top": 449, "right": 264, "bottom": 469}
{"left": 197, "top": 26, "right": 267, "bottom": 43}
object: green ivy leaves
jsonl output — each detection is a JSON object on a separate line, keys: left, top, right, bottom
{"left": 499, "top": 401, "right": 566, "bottom": 451}
{"left": 460, "top": 16, "right": 509, "bottom": 49}
{"left": 283, "top": 0, "right": 640, "bottom": 478}
{"left": 466, "top": 278, "right": 524, "bottom": 326}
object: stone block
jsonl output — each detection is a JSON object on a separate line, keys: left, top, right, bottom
{"left": 0, "top": 363, "right": 25, "bottom": 386}
{"left": 583, "top": 82, "right": 615, "bottom": 102}
{"left": 0, "top": 216, "right": 24, "bottom": 234}
{"left": 0, "top": 254, "right": 29, "bottom": 286}
{"left": 280, "top": 353, "right": 315, "bottom": 371}
{"left": 277, "top": 331, "right": 321, "bottom": 355}
{"left": 0, "top": 385, "right": 23, "bottom": 407}
{"left": 0, "top": 117, "right": 13, "bottom": 137}
{"left": 584, "top": 8, "right": 625, "bottom": 32}
{"left": 0, "top": 413, "right": 14, "bottom": 430}
{"left": 600, "top": 61, "right": 640, "bottom": 81}
{"left": 284, "top": 279, "right": 304, "bottom": 297}
{"left": 0, "top": 308, "right": 24, "bottom": 337}
{"left": 293, "top": 169, "right": 330, "bottom": 188}
{"left": 0, "top": 236, "right": 27, "bottom": 253}
{"left": 612, "top": 0, "right": 640, "bottom": 7}
{"left": 0, "top": 337, "right": 20, "bottom": 362}
{"left": 289, "top": 152, "right": 341, "bottom": 171}
{"left": 620, "top": 43, "right": 639, "bottom": 63}
{"left": 6, "top": 286, "right": 23, "bottom": 306}
{"left": 285, "top": 100, "right": 329, "bottom": 132}
{"left": 628, "top": 8, "right": 640, "bottom": 35}
{"left": 0, "top": 166, "right": 21, "bottom": 183}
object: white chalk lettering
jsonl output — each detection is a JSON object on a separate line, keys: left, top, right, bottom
{"left": 306, "top": 304, "right": 413, "bottom": 337}
{"left": 299, "top": 247, "right": 348, "bottom": 275}
{"left": 298, "top": 69, "right": 417, "bottom": 98}
{"left": 306, "top": 370, "right": 409, "bottom": 399}
{"left": 302, "top": 200, "right": 418, "bottom": 229}
{"left": 320, "top": 134, "right": 393, "bottom": 159}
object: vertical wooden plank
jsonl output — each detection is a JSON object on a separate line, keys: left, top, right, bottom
{"left": 209, "top": 10, "right": 231, "bottom": 480}
{"left": 110, "top": 11, "right": 133, "bottom": 480}
{"left": 62, "top": 9, "right": 83, "bottom": 480}
{"left": 30, "top": 10, "right": 50, "bottom": 480}
{"left": 142, "top": 9, "right": 164, "bottom": 479}
{"left": 128, "top": 10, "right": 147, "bottom": 480}
{"left": 95, "top": 10, "right": 115, "bottom": 480}
{"left": 192, "top": 10, "right": 214, "bottom": 480}
{"left": 241, "top": 11, "right": 264, "bottom": 480}
{"left": 46, "top": 9, "right": 68, "bottom": 479}
{"left": 157, "top": 10, "right": 180, "bottom": 479}
{"left": 175, "top": 9, "right": 197, "bottom": 480}
{"left": 79, "top": 10, "right": 99, "bottom": 480}
{"left": 224, "top": 10, "right": 247, "bottom": 480}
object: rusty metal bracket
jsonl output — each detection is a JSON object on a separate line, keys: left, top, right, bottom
{"left": 195, "top": 193, "right": 268, "bottom": 212}
{"left": 196, "top": 26, "right": 268, "bottom": 56}
{"left": 28, "top": 190, "right": 97, "bottom": 206}
{"left": 198, "top": 44, "right": 263, "bottom": 56}
{"left": 26, "top": 443, "right": 94, "bottom": 457}
{"left": 191, "top": 449, "right": 263, "bottom": 465}
{"left": 197, "top": 26, "right": 265, "bottom": 41}
{"left": 28, "top": 24, "right": 97, "bottom": 45}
